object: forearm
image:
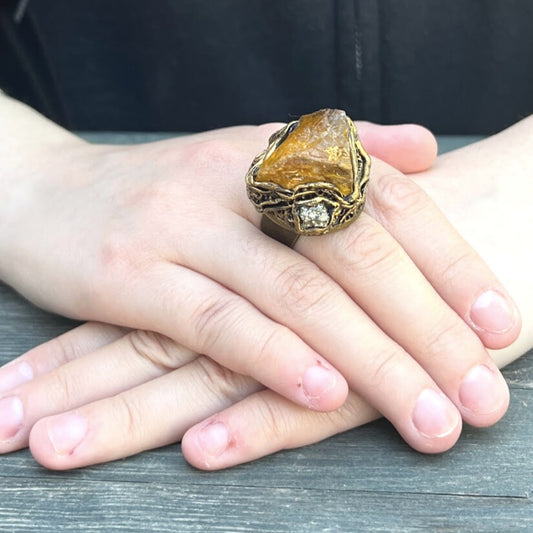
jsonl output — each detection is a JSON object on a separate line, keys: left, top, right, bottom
{"left": 0, "top": 90, "right": 87, "bottom": 192}
{"left": 0, "top": 90, "right": 77, "bottom": 142}
{"left": 0, "top": 91, "right": 81, "bottom": 169}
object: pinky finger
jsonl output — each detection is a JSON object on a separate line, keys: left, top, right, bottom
{"left": 181, "top": 390, "right": 379, "bottom": 471}
{"left": 0, "top": 323, "right": 127, "bottom": 394}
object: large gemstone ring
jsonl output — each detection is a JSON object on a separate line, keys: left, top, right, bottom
{"left": 246, "top": 109, "right": 371, "bottom": 247}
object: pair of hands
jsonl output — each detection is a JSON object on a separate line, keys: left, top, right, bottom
{"left": 0, "top": 97, "right": 529, "bottom": 470}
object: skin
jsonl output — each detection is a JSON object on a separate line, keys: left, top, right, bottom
{"left": 0, "top": 95, "right": 527, "bottom": 470}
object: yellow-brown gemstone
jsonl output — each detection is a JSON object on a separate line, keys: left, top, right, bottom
{"left": 255, "top": 109, "right": 355, "bottom": 197}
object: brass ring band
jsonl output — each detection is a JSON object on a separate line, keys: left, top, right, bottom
{"left": 246, "top": 109, "right": 371, "bottom": 247}
{"left": 260, "top": 214, "right": 300, "bottom": 248}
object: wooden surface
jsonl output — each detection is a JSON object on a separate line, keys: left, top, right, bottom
{"left": 0, "top": 134, "right": 531, "bottom": 532}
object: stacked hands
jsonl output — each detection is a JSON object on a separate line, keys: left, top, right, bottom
{"left": 0, "top": 95, "right": 530, "bottom": 471}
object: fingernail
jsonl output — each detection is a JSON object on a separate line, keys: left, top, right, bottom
{"left": 459, "top": 365, "right": 506, "bottom": 415}
{"left": 470, "top": 290, "right": 516, "bottom": 334}
{"left": 412, "top": 389, "right": 459, "bottom": 438}
{"left": 0, "top": 361, "right": 34, "bottom": 393}
{"left": 47, "top": 413, "right": 88, "bottom": 455}
{"left": 197, "top": 422, "right": 229, "bottom": 458}
{"left": 0, "top": 396, "right": 24, "bottom": 441}
{"left": 302, "top": 365, "right": 337, "bottom": 403}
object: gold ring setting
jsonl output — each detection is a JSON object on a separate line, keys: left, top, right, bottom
{"left": 246, "top": 109, "right": 371, "bottom": 246}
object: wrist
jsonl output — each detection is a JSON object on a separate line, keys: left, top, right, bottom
{"left": 0, "top": 93, "right": 83, "bottom": 189}
{"left": 0, "top": 94, "right": 85, "bottom": 280}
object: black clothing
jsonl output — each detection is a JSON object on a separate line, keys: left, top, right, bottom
{"left": 1, "top": 0, "right": 532, "bottom": 134}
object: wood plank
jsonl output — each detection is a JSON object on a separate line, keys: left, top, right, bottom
{"left": 504, "top": 352, "right": 533, "bottom": 388}
{"left": 0, "top": 478, "right": 531, "bottom": 533}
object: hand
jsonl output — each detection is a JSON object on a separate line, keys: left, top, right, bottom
{"left": 0, "top": 114, "right": 426, "bottom": 466}
{"left": 2, "top": 115, "right": 528, "bottom": 471}
{"left": 0, "top": 97, "right": 520, "bottom": 461}
{"left": 177, "top": 115, "right": 531, "bottom": 470}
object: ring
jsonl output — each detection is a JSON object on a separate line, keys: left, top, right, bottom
{"left": 246, "top": 109, "right": 371, "bottom": 247}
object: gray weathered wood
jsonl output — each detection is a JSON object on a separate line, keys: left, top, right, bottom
{"left": 0, "top": 478, "right": 531, "bottom": 533}
{"left": 1, "top": 134, "right": 531, "bottom": 532}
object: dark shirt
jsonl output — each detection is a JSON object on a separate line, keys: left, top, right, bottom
{"left": 1, "top": 0, "right": 532, "bottom": 134}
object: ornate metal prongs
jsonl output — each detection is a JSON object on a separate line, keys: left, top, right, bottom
{"left": 245, "top": 109, "right": 371, "bottom": 238}
{"left": 247, "top": 180, "right": 366, "bottom": 236}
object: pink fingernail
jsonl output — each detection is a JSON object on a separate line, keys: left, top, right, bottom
{"left": 196, "top": 422, "right": 229, "bottom": 458}
{"left": 459, "top": 365, "right": 506, "bottom": 415}
{"left": 470, "top": 290, "right": 516, "bottom": 334}
{"left": 0, "top": 361, "right": 34, "bottom": 393}
{"left": 302, "top": 365, "right": 337, "bottom": 404}
{"left": 0, "top": 396, "right": 24, "bottom": 441}
{"left": 47, "top": 413, "right": 88, "bottom": 455}
{"left": 412, "top": 389, "right": 459, "bottom": 438}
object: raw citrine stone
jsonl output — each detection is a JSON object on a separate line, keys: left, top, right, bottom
{"left": 255, "top": 109, "right": 355, "bottom": 197}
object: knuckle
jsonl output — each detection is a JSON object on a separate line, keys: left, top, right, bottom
{"left": 95, "top": 233, "right": 152, "bottom": 309}
{"left": 126, "top": 330, "right": 178, "bottom": 371}
{"left": 119, "top": 169, "right": 173, "bottom": 210}
{"left": 249, "top": 327, "right": 291, "bottom": 371}
{"left": 112, "top": 394, "right": 144, "bottom": 444}
{"left": 191, "top": 295, "right": 241, "bottom": 352}
{"left": 256, "top": 122, "right": 286, "bottom": 137}
{"left": 435, "top": 247, "right": 480, "bottom": 290}
{"left": 273, "top": 262, "right": 331, "bottom": 314}
{"left": 195, "top": 356, "right": 253, "bottom": 406}
{"left": 423, "top": 318, "right": 467, "bottom": 360}
{"left": 253, "top": 123, "right": 287, "bottom": 145}
{"left": 252, "top": 394, "right": 291, "bottom": 447}
{"left": 372, "top": 172, "right": 430, "bottom": 222}
{"left": 324, "top": 394, "right": 373, "bottom": 434}
{"left": 133, "top": 179, "right": 179, "bottom": 220}
{"left": 180, "top": 139, "right": 243, "bottom": 176}
{"left": 45, "top": 334, "right": 85, "bottom": 367}
{"left": 48, "top": 369, "right": 78, "bottom": 410}
{"left": 98, "top": 230, "right": 140, "bottom": 277}
{"left": 337, "top": 219, "right": 401, "bottom": 274}
{"left": 365, "top": 347, "right": 404, "bottom": 390}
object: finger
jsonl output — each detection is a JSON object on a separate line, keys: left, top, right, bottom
{"left": 0, "top": 330, "right": 197, "bottom": 452}
{"left": 176, "top": 216, "right": 462, "bottom": 452}
{"left": 364, "top": 159, "right": 521, "bottom": 350}
{"left": 356, "top": 122, "right": 437, "bottom": 173}
{"left": 182, "top": 389, "right": 379, "bottom": 470}
{"left": 29, "top": 356, "right": 261, "bottom": 470}
{"left": 102, "top": 262, "right": 349, "bottom": 412}
{"left": 0, "top": 323, "right": 127, "bottom": 394}
{"left": 297, "top": 211, "right": 510, "bottom": 427}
